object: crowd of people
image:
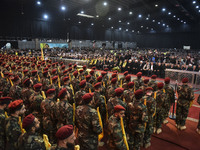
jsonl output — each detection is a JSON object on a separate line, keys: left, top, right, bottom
{"left": 0, "top": 52, "right": 199, "bottom": 150}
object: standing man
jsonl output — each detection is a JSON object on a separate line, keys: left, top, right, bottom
{"left": 176, "top": 78, "right": 194, "bottom": 130}
{"left": 75, "top": 93, "right": 102, "bottom": 150}
{"left": 134, "top": 72, "right": 143, "bottom": 91}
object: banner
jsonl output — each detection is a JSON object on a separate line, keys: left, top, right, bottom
{"left": 40, "top": 43, "right": 68, "bottom": 49}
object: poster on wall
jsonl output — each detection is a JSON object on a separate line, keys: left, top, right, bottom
{"left": 40, "top": 43, "right": 68, "bottom": 49}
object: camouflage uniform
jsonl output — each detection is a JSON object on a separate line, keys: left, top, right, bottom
{"left": 123, "top": 89, "right": 134, "bottom": 104}
{"left": 71, "top": 78, "right": 80, "bottom": 94}
{"left": 107, "top": 97, "right": 127, "bottom": 118}
{"left": 197, "top": 95, "right": 200, "bottom": 129}
{"left": 107, "top": 115, "right": 126, "bottom": 150}
{"left": 75, "top": 104, "right": 102, "bottom": 150}
{"left": 176, "top": 85, "right": 194, "bottom": 126}
{"left": 21, "top": 87, "right": 34, "bottom": 114}
{"left": 74, "top": 90, "right": 86, "bottom": 106}
{"left": 63, "top": 84, "right": 74, "bottom": 105}
{"left": 0, "top": 109, "right": 6, "bottom": 149}
{"left": 41, "top": 77, "right": 50, "bottom": 92}
{"left": 18, "top": 132, "right": 46, "bottom": 150}
{"left": 56, "top": 99, "right": 73, "bottom": 129}
{"left": 40, "top": 98, "right": 57, "bottom": 144}
{"left": 9, "top": 85, "right": 22, "bottom": 100}
{"left": 106, "top": 85, "right": 117, "bottom": 100}
{"left": 164, "top": 84, "right": 175, "bottom": 119}
{"left": 85, "top": 82, "right": 94, "bottom": 93}
{"left": 148, "top": 80, "right": 157, "bottom": 91}
{"left": 0, "top": 78, "right": 11, "bottom": 96}
{"left": 5, "top": 116, "right": 22, "bottom": 150}
{"left": 142, "top": 95, "right": 156, "bottom": 145}
{"left": 127, "top": 99, "right": 148, "bottom": 150}
{"left": 134, "top": 78, "right": 143, "bottom": 91}
{"left": 154, "top": 90, "right": 167, "bottom": 129}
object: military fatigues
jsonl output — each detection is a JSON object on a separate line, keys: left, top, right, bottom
{"left": 106, "top": 85, "right": 117, "bottom": 100}
{"left": 107, "top": 115, "right": 126, "bottom": 150}
{"left": 75, "top": 104, "right": 102, "bottom": 150}
{"left": 148, "top": 80, "right": 157, "bottom": 91}
{"left": 9, "top": 85, "right": 22, "bottom": 100}
{"left": 176, "top": 85, "right": 194, "bottom": 126}
{"left": 134, "top": 78, "right": 143, "bottom": 91}
{"left": 197, "top": 95, "right": 200, "bottom": 129}
{"left": 127, "top": 99, "right": 148, "bottom": 150}
{"left": 0, "top": 78, "right": 11, "bottom": 96}
{"left": 18, "top": 133, "right": 46, "bottom": 150}
{"left": 123, "top": 89, "right": 134, "bottom": 104}
{"left": 74, "top": 90, "right": 86, "bottom": 106}
{"left": 0, "top": 109, "right": 6, "bottom": 150}
{"left": 5, "top": 116, "right": 22, "bottom": 150}
{"left": 21, "top": 87, "right": 34, "bottom": 114}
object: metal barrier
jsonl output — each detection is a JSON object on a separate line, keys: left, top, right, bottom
{"left": 165, "top": 69, "right": 200, "bottom": 89}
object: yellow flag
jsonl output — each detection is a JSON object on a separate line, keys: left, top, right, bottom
{"left": 1, "top": 72, "right": 4, "bottom": 78}
{"left": 69, "top": 74, "right": 72, "bottom": 81}
{"left": 38, "top": 75, "right": 41, "bottom": 82}
{"left": 73, "top": 103, "right": 76, "bottom": 123}
{"left": 41, "top": 48, "right": 44, "bottom": 61}
{"left": 154, "top": 92, "right": 157, "bottom": 99}
{"left": 50, "top": 76, "right": 52, "bottom": 85}
{"left": 103, "top": 96, "right": 108, "bottom": 122}
{"left": 120, "top": 80, "right": 122, "bottom": 88}
{"left": 43, "top": 134, "right": 51, "bottom": 150}
{"left": 57, "top": 98, "right": 60, "bottom": 103}
{"left": 42, "top": 91, "right": 46, "bottom": 99}
{"left": 9, "top": 79, "right": 13, "bottom": 86}
{"left": 89, "top": 88, "right": 92, "bottom": 93}
{"left": 97, "top": 107, "right": 104, "bottom": 141}
{"left": 58, "top": 76, "right": 61, "bottom": 88}
{"left": 70, "top": 84, "right": 74, "bottom": 95}
{"left": 123, "top": 97, "right": 126, "bottom": 102}
{"left": 75, "top": 145, "right": 80, "bottom": 150}
{"left": 18, "top": 116, "right": 26, "bottom": 134}
{"left": 120, "top": 117, "right": 129, "bottom": 150}
{"left": 103, "top": 82, "right": 105, "bottom": 87}
{"left": 5, "top": 112, "right": 8, "bottom": 118}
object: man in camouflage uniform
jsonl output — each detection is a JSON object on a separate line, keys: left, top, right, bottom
{"left": 71, "top": 70, "right": 80, "bottom": 94}
{"left": 40, "top": 88, "right": 57, "bottom": 144}
{"left": 56, "top": 88, "right": 73, "bottom": 129}
{"left": 62, "top": 76, "right": 74, "bottom": 105}
{"left": 197, "top": 95, "right": 200, "bottom": 134}
{"left": 52, "top": 125, "right": 76, "bottom": 150}
{"left": 31, "top": 70, "right": 39, "bottom": 85}
{"left": 107, "top": 88, "right": 127, "bottom": 118}
{"left": 75, "top": 93, "right": 102, "bottom": 150}
{"left": 107, "top": 105, "right": 127, "bottom": 150}
{"left": 127, "top": 89, "right": 148, "bottom": 150}
{"left": 89, "top": 70, "right": 96, "bottom": 85}
{"left": 106, "top": 78, "right": 118, "bottom": 100}
{"left": 85, "top": 75, "right": 94, "bottom": 93}
{"left": 18, "top": 114, "right": 46, "bottom": 150}
{"left": 9, "top": 75, "right": 22, "bottom": 100}
{"left": 139, "top": 79, "right": 149, "bottom": 94}
{"left": 120, "top": 71, "right": 129, "bottom": 85}
{"left": 143, "top": 87, "right": 156, "bottom": 148}
{"left": 83, "top": 65, "right": 88, "bottom": 76}
{"left": 122, "top": 75, "right": 131, "bottom": 90}
{"left": 0, "top": 97, "right": 12, "bottom": 150}
{"left": 148, "top": 75, "right": 157, "bottom": 91}
{"left": 101, "top": 70, "right": 109, "bottom": 88}
{"left": 123, "top": 82, "right": 135, "bottom": 104}
{"left": 74, "top": 80, "right": 87, "bottom": 106}
{"left": 6, "top": 100, "right": 26, "bottom": 150}
{"left": 163, "top": 77, "right": 175, "bottom": 124}
{"left": 154, "top": 82, "right": 167, "bottom": 134}
{"left": 176, "top": 78, "right": 194, "bottom": 130}
{"left": 0, "top": 72, "right": 11, "bottom": 96}
{"left": 134, "top": 72, "right": 143, "bottom": 91}
{"left": 41, "top": 70, "right": 50, "bottom": 92}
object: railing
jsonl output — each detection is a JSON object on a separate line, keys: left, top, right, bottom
{"left": 49, "top": 57, "right": 88, "bottom": 66}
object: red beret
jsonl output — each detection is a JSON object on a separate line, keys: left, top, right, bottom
{"left": 31, "top": 70, "right": 37, "bottom": 75}
{"left": 33, "top": 83, "right": 42, "bottom": 91}
{"left": 73, "top": 64, "right": 77, "bottom": 68}
{"left": 164, "top": 77, "right": 170, "bottom": 84}
{"left": 92, "top": 66, "right": 96, "bottom": 70}
{"left": 8, "top": 73, "right": 13, "bottom": 77}
{"left": 52, "top": 69, "right": 57, "bottom": 74}
{"left": 114, "top": 105, "right": 126, "bottom": 112}
{"left": 11, "top": 65, "right": 16, "bottom": 70}
{"left": 41, "top": 62, "right": 45, "bottom": 66}
{"left": 82, "top": 93, "right": 94, "bottom": 103}
{"left": 63, "top": 69, "right": 68, "bottom": 75}
{"left": 128, "top": 82, "right": 134, "bottom": 88}
{"left": 46, "top": 89, "right": 56, "bottom": 95}
{"left": 79, "top": 69, "right": 83, "bottom": 73}
{"left": 83, "top": 65, "right": 86, "bottom": 69}
{"left": 80, "top": 80, "right": 86, "bottom": 88}
{"left": 58, "top": 88, "right": 67, "bottom": 99}
{"left": 112, "top": 73, "right": 117, "bottom": 78}
{"left": 144, "top": 79, "right": 149, "bottom": 84}
{"left": 68, "top": 67, "right": 72, "bottom": 71}
{"left": 61, "top": 65, "right": 66, "bottom": 70}
{"left": 86, "top": 75, "right": 91, "bottom": 80}
{"left": 182, "top": 78, "right": 188, "bottom": 83}
{"left": 136, "top": 72, "right": 142, "bottom": 77}
{"left": 17, "top": 66, "right": 22, "bottom": 70}
{"left": 94, "top": 82, "right": 101, "bottom": 89}
{"left": 151, "top": 75, "right": 157, "bottom": 79}
{"left": 0, "top": 97, "right": 12, "bottom": 104}
{"left": 22, "top": 114, "right": 35, "bottom": 129}
{"left": 146, "top": 87, "right": 153, "bottom": 91}
{"left": 104, "top": 68, "right": 109, "bottom": 71}
{"left": 52, "top": 76, "right": 58, "bottom": 81}
{"left": 52, "top": 63, "right": 56, "bottom": 67}
{"left": 113, "top": 70, "right": 118, "bottom": 73}
{"left": 111, "top": 78, "right": 117, "bottom": 84}
{"left": 115, "top": 88, "right": 124, "bottom": 96}
{"left": 73, "top": 71, "right": 78, "bottom": 77}
{"left": 68, "top": 63, "right": 72, "bottom": 67}
{"left": 124, "top": 71, "right": 128, "bottom": 76}
{"left": 37, "top": 64, "right": 41, "bottom": 68}
{"left": 56, "top": 125, "right": 74, "bottom": 140}
{"left": 12, "top": 75, "right": 20, "bottom": 82}
{"left": 47, "top": 64, "right": 51, "bottom": 68}
{"left": 23, "top": 69, "right": 29, "bottom": 73}
{"left": 134, "top": 89, "right": 143, "bottom": 99}
{"left": 60, "top": 62, "right": 64, "bottom": 65}
{"left": 31, "top": 63, "right": 35, "bottom": 68}
{"left": 97, "top": 76, "right": 102, "bottom": 82}
{"left": 5, "top": 65, "right": 9, "bottom": 69}
{"left": 8, "top": 100, "right": 23, "bottom": 109}
{"left": 101, "top": 71, "right": 107, "bottom": 76}
{"left": 23, "top": 78, "right": 31, "bottom": 87}
{"left": 43, "top": 71, "right": 48, "bottom": 76}
{"left": 125, "top": 75, "right": 131, "bottom": 81}
{"left": 90, "top": 70, "right": 95, "bottom": 75}
{"left": 63, "top": 76, "right": 69, "bottom": 82}
{"left": 157, "top": 82, "right": 164, "bottom": 89}
{"left": 43, "top": 67, "right": 48, "bottom": 71}
{"left": 55, "top": 62, "right": 59, "bottom": 65}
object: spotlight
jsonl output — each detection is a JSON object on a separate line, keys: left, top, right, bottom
{"left": 118, "top": 7, "right": 122, "bottom": 11}
{"left": 173, "top": 15, "right": 176, "bottom": 18}
{"left": 103, "top": 2, "right": 107, "bottom": 6}
{"left": 37, "top": 1, "right": 41, "bottom": 5}
{"left": 196, "top": 6, "right": 199, "bottom": 9}
{"left": 108, "top": 17, "right": 111, "bottom": 20}
{"left": 162, "top": 8, "right": 166, "bottom": 12}
{"left": 61, "top": 6, "right": 66, "bottom": 11}
{"left": 119, "top": 20, "right": 121, "bottom": 23}
{"left": 193, "top": 1, "right": 196, "bottom": 4}
{"left": 119, "top": 27, "right": 122, "bottom": 30}
{"left": 129, "top": 11, "right": 133, "bottom": 15}
{"left": 127, "top": 22, "right": 130, "bottom": 25}
{"left": 81, "top": 11, "right": 84, "bottom": 14}
{"left": 155, "top": 4, "right": 158, "bottom": 7}
{"left": 168, "top": 12, "right": 171, "bottom": 15}
{"left": 78, "top": 21, "right": 81, "bottom": 24}
{"left": 138, "top": 14, "right": 142, "bottom": 18}
{"left": 126, "top": 29, "right": 128, "bottom": 31}
{"left": 43, "top": 14, "right": 48, "bottom": 19}
{"left": 152, "top": 20, "right": 155, "bottom": 22}
{"left": 91, "top": 23, "right": 94, "bottom": 25}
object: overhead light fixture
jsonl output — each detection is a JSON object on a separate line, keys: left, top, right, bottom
{"left": 91, "top": 23, "right": 94, "bottom": 25}
{"left": 155, "top": 4, "right": 158, "bottom": 7}
{"left": 177, "top": 18, "right": 180, "bottom": 20}
{"left": 146, "top": 17, "right": 149, "bottom": 20}
{"left": 118, "top": 7, "right": 122, "bottom": 11}
{"left": 119, "top": 20, "right": 121, "bottom": 22}
{"left": 181, "top": 20, "right": 183, "bottom": 22}
{"left": 141, "top": 26, "right": 143, "bottom": 28}
{"left": 146, "top": 27, "right": 149, "bottom": 29}
{"left": 138, "top": 14, "right": 142, "bottom": 18}
{"left": 77, "top": 13, "right": 94, "bottom": 18}
{"left": 163, "top": 24, "right": 165, "bottom": 26}
{"left": 78, "top": 21, "right": 81, "bottom": 24}
{"left": 158, "top": 22, "right": 160, "bottom": 24}
{"left": 129, "top": 11, "right": 133, "bottom": 15}
{"left": 111, "top": 26, "right": 113, "bottom": 29}
{"left": 37, "top": 1, "right": 41, "bottom": 5}
{"left": 43, "top": 14, "right": 48, "bottom": 19}
{"left": 166, "top": 25, "right": 169, "bottom": 28}
{"left": 173, "top": 15, "right": 176, "bottom": 18}
{"left": 151, "top": 28, "right": 153, "bottom": 30}
{"left": 108, "top": 17, "right": 111, "bottom": 20}
{"left": 184, "top": 22, "right": 186, "bottom": 24}
{"left": 193, "top": 1, "right": 196, "bottom": 4}
{"left": 81, "top": 11, "right": 84, "bottom": 14}
{"left": 96, "top": 15, "right": 99, "bottom": 18}
{"left": 152, "top": 20, "right": 155, "bottom": 22}
{"left": 196, "top": 6, "right": 199, "bottom": 9}
{"left": 126, "top": 29, "right": 128, "bottom": 31}
{"left": 103, "top": 2, "right": 107, "bottom": 6}
{"left": 132, "top": 30, "right": 134, "bottom": 32}
{"left": 119, "top": 27, "right": 122, "bottom": 30}
{"left": 162, "top": 8, "right": 166, "bottom": 12}
{"left": 127, "top": 22, "right": 130, "bottom": 25}
{"left": 61, "top": 6, "right": 66, "bottom": 11}
{"left": 168, "top": 12, "right": 171, "bottom": 15}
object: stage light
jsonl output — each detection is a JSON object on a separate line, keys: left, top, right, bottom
{"left": 132, "top": 30, "right": 134, "bottom": 32}
{"left": 196, "top": 6, "right": 199, "bottom": 9}
{"left": 119, "top": 20, "right": 121, "bottom": 22}
{"left": 37, "top": 1, "right": 41, "bottom": 5}
{"left": 126, "top": 29, "right": 128, "bottom": 31}
{"left": 103, "top": 2, "right": 107, "bottom": 6}
{"left": 166, "top": 25, "right": 169, "bottom": 28}
{"left": 138, "top": 14, "right": 142, "bottom": 18}
{"left": 141, "top": 26, "right": 143, "bottom": 28}
{"left": 118, "top": 7, "right": 122, "bottom": 11}
{"left": 43, "top": 14, "right": 48, "bottom": 19}
{"left": 152, "top": 20, "right": 155, "bottom": 22}
{"left": 173, "top": 15, "right": 176, "bottom": 18}
{"left": 158, "top": 22, "right": 160, "bottom": 24}
{"left": 108, "top": 17, "right": 111, "bottom": 20}
{"left": 111, "top": 26, "right": 113, "bottom": 29}
{"left": 146, "top": 17, "right": 149, "bottom": 20}
{"left": 78, "top": 21, "right": 81, "bottom": 24}
{"left": 61, "top": 6, "right": 66, "bottom": 11}
{"left": 129, "top": 11, "right": 133, "bottom": 15}
{"left": 177, "top": 18, "right": 180, "bottom": 20}
{"left": 81, "top": 11, "right": 84, "bottom": 14}
{"left": 162, "top": 8, "right": 166, "bottom": 12}
{"left": 181, "top": 20, "right": 183, "bottom": 22}
{"left": 96, "top": 15, "right": 99, "bottom": 18}
{"left": 168, "top": 12, "right": 171, "bottom": 15}
{"left": 146, "top": 27, "right": 149, "bottom": 29}
{"left": 193, "top": 1, "right": 196, "bottom": 4}
{"left": 184, "top": 22, "right": 186, "bottom": 24}
{"left": 119, "top": 27, "right": 122, "bottom": 30}
{"left": 199, "top": 10, "right": 200, "bottom": 13}
{"left": 163, "top": 24, "right": 165, "bottom": 26}
{"left": 127, "top": 22, "right": 130, "bottom": 25}
{"left": 155, "top": 4, "right": 158, "bottom": 7}
{"left": 91, "top": 23, "right": 94, "bottom": 25}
